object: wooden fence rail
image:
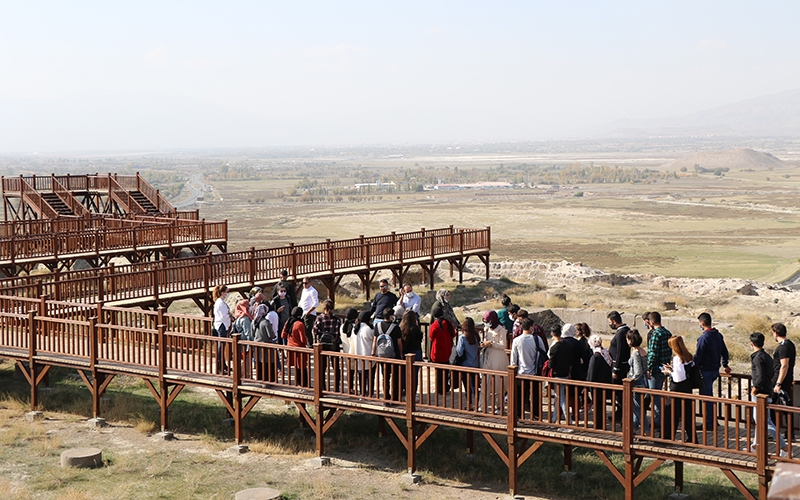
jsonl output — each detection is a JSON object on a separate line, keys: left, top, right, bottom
{"left": 0, "top": 227, "right": 491, "bottom": 308}
{"left": 0, "top": 297, "right": 795, "bottom": 499}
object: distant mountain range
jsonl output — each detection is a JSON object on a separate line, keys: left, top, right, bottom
{"left": 603, "top": 88, "right": 800, "bottom": 138}
{"left": 664, "top": 148, "right": 789, "bottom": 171}
{"left": 0, "top": 90, "right": 300, "bottom": 153}
{"left": 1, "top": 87, "right": 799, "bottom": 153}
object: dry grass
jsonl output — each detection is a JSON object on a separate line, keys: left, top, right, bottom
{"left": 0, "top": 421, "right": 46, "bottom": 446}
{"left": 55, "top": 490, "right": 93, "bottom": 500}
{"left": 133, "top": 415, "right": 157, "bottom": 435}
{"left": 735, "top": 313, "right": 774, "bottom": 336}
{"left": 0, "top": 481, "right": 32, "bottom": 500}
{"left": 544, "top": 296, "right": 568, "bottom": 308}
{"left": 248, "top": 436, "right": 316, "bottom": 456}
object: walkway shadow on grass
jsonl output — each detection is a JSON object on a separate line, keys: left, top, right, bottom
{"left": 322, "top": 412, "right": 754, "bottom": 500}
{"left": 0, "top": 363, "right": 312, "bottom": 447}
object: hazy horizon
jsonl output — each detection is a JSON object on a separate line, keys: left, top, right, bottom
{"left": 2, "top": 1, "right": 800, "bottom": 153}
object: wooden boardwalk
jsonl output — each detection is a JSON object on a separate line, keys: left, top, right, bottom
{"left": 0, "top": 294, "right": 796, "bottom": 499}
{"left": 0, "top": 215, "right": 227, "bottom": 276}
{"left": 2, "top": 173, "right": 191, "bottom": 219}
{"left": 0, "top": 226, "right": 491, "bottom": 312}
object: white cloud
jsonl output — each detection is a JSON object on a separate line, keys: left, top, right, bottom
{"left": 144, "top": 47, "right": 169, "bottom": 69}
{"left": 694, "top": 39, "right": 729, "bottom": 52}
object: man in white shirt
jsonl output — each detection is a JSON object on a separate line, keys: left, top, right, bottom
{"left": 399, "top": 284, "right": 421, "bottom": 315}
{"left": 511, "top": 318, "right": 545, "bottom": 418}
{"left": 298, "top": 278, "right": 319, "bottom": 346}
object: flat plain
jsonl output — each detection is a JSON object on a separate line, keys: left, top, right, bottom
{"left": 199, "top": 151, "right": 800, "bottom": 283}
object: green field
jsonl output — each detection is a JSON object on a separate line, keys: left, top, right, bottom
{"left": 200, "top": 174, "right": 800, "bottom": 282}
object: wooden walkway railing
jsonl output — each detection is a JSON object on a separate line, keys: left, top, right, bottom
{"left": 0, "top": 295, "right": 793, "bottom": 500}
{"left": 2, "top": 172, "right": 196, "bottom": 220}
{"left": 0, "top": 227, "right": 491, "bottom": 309}
{"left": 0, "top": 216, "right": 228, "bottom": 276}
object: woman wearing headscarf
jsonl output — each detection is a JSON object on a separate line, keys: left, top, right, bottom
{"left": 479, "top": 310, "right": 509, "bottom": 413}
{"left": 430, "top": 289, "right": 459, "bottom": 333}
{"left": 561, "top": 323, "right": 591, "bottom": 382}
{"left": 586, "top": 334, "right": 613, "bottom": 429}
{"left": 233, "top": 298, "right": 254, "bottom": 341}
{"left": 282, "top": 307, "right": 309, "bottom": 386}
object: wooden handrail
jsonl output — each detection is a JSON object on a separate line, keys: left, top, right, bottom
{"left": 0, "top": 294, "right": 795, "bottom": 499}
{"left": 51, "top": 175, "right": 91, "bottom": 217}
{"left": 0, "top": 227, "right": 490, "bottom": 303}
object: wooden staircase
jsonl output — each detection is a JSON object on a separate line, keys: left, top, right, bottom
{"left": 129, "top": 190, "right": 160, "bottom": 215}
{"left": 40, "top": 192, "right": 76, "bottom": 216}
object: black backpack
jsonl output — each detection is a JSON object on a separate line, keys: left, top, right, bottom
{"left": 534, "top": 337, "right": 549, "bottom": 376}
{"left": 317, "top": 321, "right": 340, "bottom": 351}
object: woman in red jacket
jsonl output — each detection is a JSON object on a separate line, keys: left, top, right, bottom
{"left": 282, "top": 307, "right": 309, "bottom": 386}
{"left": 429, "top": 308, "right": 456, "bottom": 394}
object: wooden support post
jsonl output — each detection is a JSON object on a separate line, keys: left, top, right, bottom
{"left": 378, "top": 414, "right": 386, "bottom": 438}
{"left": 507, "top": 364, "right": 518, "bottom": 496}
{"left": 466, "top": 429, "right": 474, "bottom": 454}
{"left": 327, "top": 239, "right": 334, "bottom": 276}
{"left": 203, "top": 255, "right": 211, "bottom": 315}
{"left": 756, "top": 394, "right": 769, "bottom": 499}
{"left": 622, "top": 378, "right": 635, "bottom": 500}
{"left": 88, "top": 317, "right": 102, "bottom": 418}
{"left": 249, "top": 247, "right": 256, "bottom": 286}
{"left": 674, "top": 461, "right": 684, "bottom": 495}
{"left": 564, "top": 444, "right": 573, "bottom": 472}
{"left": 232, "top": 334, "right": 243, "bottom": 444}
{"left": 157, "top": 324, "right": 168, "bottom": 431}
{"left": 27, "top": 310, "right": 38, "bottom": 410}
{"left": 152, "top": 264, "right": 159, "bottom": 303}
{"left": 405, "top": 353, "right": 416, "bottom": 473}
{"left": 289, "top": 243, "right": 297, "bottom": 280}
{"left": 313, "top": 343, "right": 325, "bottom": 456}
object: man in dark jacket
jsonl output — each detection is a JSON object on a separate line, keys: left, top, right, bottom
{"left": 370, "top": 279, "right": 398, "bottom": 325}
{"left": 695, "top": 312, "right": 731, "bottom": 427}
{"left": 749, "top": 332, "right": 787, "bottom": 456}
{"left": 608, "top": 311, "right": 631, "bottom": 419}
{"left": 608, "top": 311, "right": 631, "bottom": 382}
{"left": 272, "top": 269, "right": 298, "bottom": 308}
{"left": 549, "top": 327, "right": 573, "bottom": 423}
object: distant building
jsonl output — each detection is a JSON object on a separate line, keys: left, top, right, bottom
{"left": 429, "top": 181, "right": 513, "bottom": 191}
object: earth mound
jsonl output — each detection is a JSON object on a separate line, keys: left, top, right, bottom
{"left": 665, "top": 148, "right": 788, "bottom": 171}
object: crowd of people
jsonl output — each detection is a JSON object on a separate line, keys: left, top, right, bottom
{"left": 210, "top": 277, "right": 797, "bottom": 447}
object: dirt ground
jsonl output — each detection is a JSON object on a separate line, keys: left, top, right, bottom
{"left": 0, "top": 397, "right": 551, "bottom": 500}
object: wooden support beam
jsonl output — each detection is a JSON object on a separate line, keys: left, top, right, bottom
{"left": 214, "top": 389, "right": 236, "bottom": 416}
{"left": 415, "top": 423, "right": 438, "bottom": 450}
{"left": 517, "top": 440, "right": 543, "bottom": 468}
{"left": 594, "top": 450, "right": 625, "bottom": 487}
{"left": 633, "top": 459, "right": 665, "bottom": 487}
{"left": 294, "top": 402, "right": 316, "bottom": 430}
{"left": 481, "top": 432, "right": 509, "bottom": 467}
{"left": 321, "top": 408, "right": 344, "bottom": 434}
{"left": 720, "top": 469, "right": 756, "bottom": 500}
{"left": 384, "top": 417, "right": 408, "bottom": 448}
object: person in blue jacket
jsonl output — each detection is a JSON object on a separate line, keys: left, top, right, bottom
{"left": 694, "top": 312, "right": 731, "bottom": 429}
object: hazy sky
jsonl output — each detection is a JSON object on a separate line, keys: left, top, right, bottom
{"left": 1, "top": 1, "right": 799, "bottom": 151}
